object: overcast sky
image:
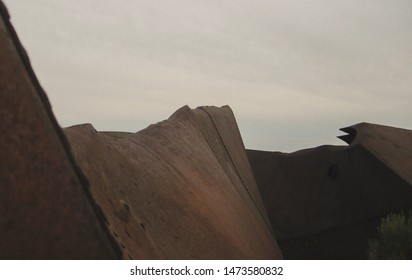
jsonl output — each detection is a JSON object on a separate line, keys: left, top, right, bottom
{"left": 4, "top": 0, "right": 412, "bottom": 151}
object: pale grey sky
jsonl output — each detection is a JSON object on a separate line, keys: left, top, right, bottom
{"left": 4, "top": 0, "right": 412, "bottom": 151}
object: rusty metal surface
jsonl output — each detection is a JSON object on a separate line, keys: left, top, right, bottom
{"left": 248, "top": 123, "right": 412, "bottom": 259}
{"left": 0, "top": 1, "right": 120, "bottom": 259}
{"left": 65, "top": 106, "right": 282, "bottom": 259}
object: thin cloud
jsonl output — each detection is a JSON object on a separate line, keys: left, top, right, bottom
{"left": 5, "top": 0, "right": 412, "bottom": 151}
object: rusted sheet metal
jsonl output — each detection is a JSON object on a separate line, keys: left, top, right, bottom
{"left": 248, "top": 123, "right": 412, "bottom": 259}
{"left": 65, "top": 106, "right": 282, "bottom": 259}
{"left": 0, "top": 1, "right": 120, "bottom": 259}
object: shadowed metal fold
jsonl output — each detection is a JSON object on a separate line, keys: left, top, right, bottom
{"left": 247, "top": 122, "right": 412, "bottom": 259}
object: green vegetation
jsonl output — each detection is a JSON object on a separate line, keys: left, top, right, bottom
{"left": 368, "top": 211, "right": 412, "bottom": 259}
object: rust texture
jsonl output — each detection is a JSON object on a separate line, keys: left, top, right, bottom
{"left": 0, "top": 1, "right": 120, "bottom": 259}
{"left": 248, "top": 123, "right": 412, "bottom": 259}
{"left": 65, "top": 106, "right": 282, "bottom": 259}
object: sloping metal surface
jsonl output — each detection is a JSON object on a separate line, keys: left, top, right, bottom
{"left": 65, "top": 106, "right": 282, "bottom": 259}
{"left": 0, "top": 1, "right": 120, "bottom": 259}
{"left": 248, "top": 123, "right": 412, "bottom": 259}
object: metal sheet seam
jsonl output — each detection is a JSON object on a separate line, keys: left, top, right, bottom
{"left": 198, "top": 107, "right": 274, "bottom": 235}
